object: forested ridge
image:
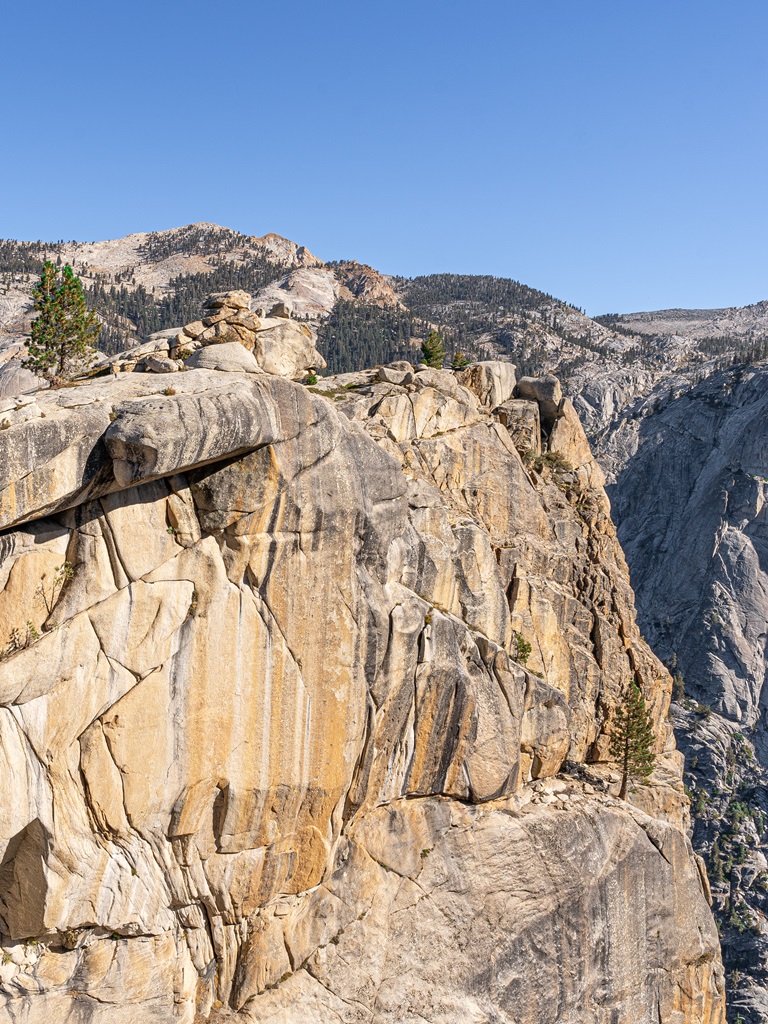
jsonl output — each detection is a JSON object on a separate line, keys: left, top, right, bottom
{"left": 2, "top": 230, "right": 767, "bottom": 375}
{"left": 395, "top": 272, "right": 602, "bottom": 377}
{"left": 316, "top": 299, "right": 421, "bottom": 374}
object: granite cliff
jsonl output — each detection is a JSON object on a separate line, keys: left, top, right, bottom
{"left": 0, "top": 302, "right": 724, "bottom": 1023}
{"left": 608, "top": 363, "right": 768, "bottom": 1023}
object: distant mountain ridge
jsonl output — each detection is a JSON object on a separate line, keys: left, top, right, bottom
{"left": 3, "top": 222, "right": 767, "bottom": 391}
{"left": 604, "top": 300, "right": 768, "bottom": 339}
{"left": 2, "top": 222, "right": 766, "bottom": 385}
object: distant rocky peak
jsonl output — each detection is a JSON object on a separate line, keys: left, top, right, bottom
{"left": 333, "top": 259, "right": 403, "bottom": 307}
{"left": 258, "top": 232, "right": 324, "bottom": 268}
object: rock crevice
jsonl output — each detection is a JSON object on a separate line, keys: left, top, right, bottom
{"left": 0, "top": 356, "right": 724, "bottom": 1022}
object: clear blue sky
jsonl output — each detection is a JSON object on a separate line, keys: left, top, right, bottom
{"left": 1, "top": 0, "right": 765, "bottom": 314}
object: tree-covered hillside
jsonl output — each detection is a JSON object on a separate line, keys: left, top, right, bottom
{"left": 395, "top": 272, "right": 613, "bottom": 377}
{"left": 0, "top": 240, "right": 64, "bottom": 285}
{"left": 0, "top": 225, "right": 291, "bottom": 355}
{"left": 317, "top": 300, "right": 420, "bottom": 374}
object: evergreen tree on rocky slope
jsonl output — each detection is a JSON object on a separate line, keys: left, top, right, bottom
{"left": 421, "top": 329, "right": 446, "bottom": 368}
{"left": 23, "top": 262, "right": 99, "bottom": 381}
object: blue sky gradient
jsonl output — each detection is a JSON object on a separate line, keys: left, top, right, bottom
{"left": 1, "top": 0, "right": 765, "bottom": 314}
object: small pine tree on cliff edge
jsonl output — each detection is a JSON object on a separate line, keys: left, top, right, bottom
{"left": 609, "top": 678, "right": 656, "bottom": 800}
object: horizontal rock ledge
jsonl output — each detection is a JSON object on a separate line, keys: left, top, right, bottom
{"left": 0, "top": 369, "right": 327, "bottom": 532}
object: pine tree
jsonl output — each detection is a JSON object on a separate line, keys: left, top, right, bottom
{"left": 608, "top": 678, "right": 656, "bottom": 800}
{"left": 23, "top": 262, "right": 100, "bottom": 381}
{"left": 709, "top": 837, "right": 726, "bottom": 884}
{"left": 421, "top": 329, "right": 445, "bottom": 368}
{"left": 23, "top": 261, "right": 58, "bottom": 376}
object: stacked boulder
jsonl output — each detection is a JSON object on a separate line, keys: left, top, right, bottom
{"left": 514, "top": 373, "right": 605, "bottom": 489}
{"left": 172, "top": 291, "right": 326, "bottom": 380}
{"left": 107, "top": 291, "right": 326, "bottom": 381}
{"left": 108, "top": 336, "right": 180, "bottom": 374}
{"left": 172, "top": 290, "right": 258, "bottom": 350}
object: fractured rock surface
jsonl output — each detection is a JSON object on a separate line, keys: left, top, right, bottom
{"left": 608, "top": 363, "right": 768, "bottom": 1022}
{"left": 0, "top": 360, "right": 724, "bottom": 1023}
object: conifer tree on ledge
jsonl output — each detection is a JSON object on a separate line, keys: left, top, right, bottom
{"left": 609, "top": 678, "right": 656, "bottom": 800}
{"left": 23, "top": 261, "right": 100, "bottom": 383}
{"left": 421, "top": 329, "right": 446, "bottom": 368}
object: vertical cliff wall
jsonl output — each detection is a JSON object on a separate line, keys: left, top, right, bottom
{"left": 0, "top": 362, "right": 724, "bottom": 1023}
{"left": 609, "top": 363, "right": 768, "bottom": 1023}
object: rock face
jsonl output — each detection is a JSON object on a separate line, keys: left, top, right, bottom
{"left": 611, "top": 365, "right": 768, "bottom": 734}
{"left": 333, "top": 260, "right": 402, "bottom": 307}
{"left": 232, "top": 796, "right": 723, "bottom": 1024}
{"left": 609, "top": 362, "right": 768, "bottom": 1023}
{"left": 251, "top": 268, "right": 339, "bottom": 321}
{"left": 0, "top": 360, "right": 724, "bottom": 1022}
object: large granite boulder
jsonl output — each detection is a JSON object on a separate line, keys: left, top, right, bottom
{"left": 0, "top": 360, "right": 41, "bottom": 399}
{"left": 184, "top": 341, "right": 261, "bottom": 374}
{"left": 516, "top": 373, "right": 563, "bottom": 430}
{"left": 458, "top": 360, "right": 517, "bottom": 409}
{"left": 252, "top": 316, "right": 326, "bottom": 378}
{"left": 203, "top": 290, "right": 251, "bottom": 312}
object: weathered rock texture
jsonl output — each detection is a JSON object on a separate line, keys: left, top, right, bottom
{"left": 609, "top": 362, "right": 768, "bottom": 1023}
{"left": 612, "top": 365, "right": 768, "bottom": 735}
{"left": 173, "top": 290, "right": 325, "bottom": 380}
{"left": 0, "top": 359, "right": 724, "bottom": 1023}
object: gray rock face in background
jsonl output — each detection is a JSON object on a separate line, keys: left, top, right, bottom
{"left": 570, "top": 365, "right": 664, "bottom": 454}
{"left": 611, "top": 365, "right": 768, "bottom": 736}
{"left": 607, "top": 362, "right": 768, "bottom": 1024}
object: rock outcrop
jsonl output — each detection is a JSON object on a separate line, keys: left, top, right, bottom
{"left": 0, "top": 355, "right": 724, "bottom": 1022}
{"left": 171, "top": 291, "right": 325, "bottom": 380}
{"left": 98, "top": 290, "right": 326, "bottom": 384}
